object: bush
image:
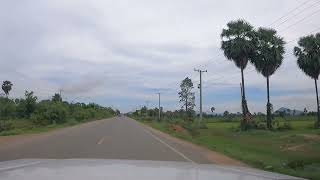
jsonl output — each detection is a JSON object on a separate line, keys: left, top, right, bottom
{"left": 30, "top": 113, "right": 50, "bottom": 126}
{"left": 273, "top": 118, "right": 292, "bottom": 130}
{"left": 286, "top": 160, "right": 305, "bottom": 170}
{"left": 0, "top": 120, "right": 14, "bottom": 131}
{"left": 31, "top": 101, "right": 68, "bottom": 125}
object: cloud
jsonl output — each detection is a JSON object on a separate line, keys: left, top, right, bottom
{"left": 0, "top": 0, "right": 319, "bottom": 112}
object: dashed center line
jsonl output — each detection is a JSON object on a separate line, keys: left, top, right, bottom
{"left": 97, "top": 137, "right": 105, "bottom": 145}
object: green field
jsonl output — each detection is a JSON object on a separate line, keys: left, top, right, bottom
{"left": 140, "top": 117, "right": 320, "bottom": 180}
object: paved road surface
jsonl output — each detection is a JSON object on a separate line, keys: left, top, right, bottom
{"left": 0, "top": 116, "right": 242, "bottom": 165}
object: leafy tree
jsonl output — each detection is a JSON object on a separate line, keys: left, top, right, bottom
{"left": 24, "top": 91, "right": 37, "bottom": 117}
{"left": 221, "top": 19, "right": 256, "bottom": 130}
{"left": 2, "top": 81, "right": 13, "bottom": 98}
{"left": 52, "top": 93, "right": 62, "bottom": 102}
{"left": 178, "top": 77, "right": 195, "bottom": 119}
{"left": 211, "top": 106, "right": 215, "bottom": 113}
{"left": 223, "top": 110, "right": 230, "bottom": 117}
{"left": 294, "top": 33, "right": 320, "bottom": 128}
{"left": 251, "top": 28, "right": 285, "bottom": 129}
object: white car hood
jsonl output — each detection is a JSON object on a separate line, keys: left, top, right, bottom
{"left": 0, "top": 159, "right": 303, "bottom": 180}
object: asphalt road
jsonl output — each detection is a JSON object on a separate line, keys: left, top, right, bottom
{"left": 0, "top": 116, "right": 242, "bottom": 164}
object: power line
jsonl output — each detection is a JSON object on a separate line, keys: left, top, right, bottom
{"left": 287, "top": 26, "right": 320, "bottom": 44}
{"left": 280, "top": 8, "right": 320, "bottom": 32}
{"left": 272, "top": 0, "right": 320, "bottom": 28}
{"left": 268, "top": 0, "right": 315, "bottom": 26}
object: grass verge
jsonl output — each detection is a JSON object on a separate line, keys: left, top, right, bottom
{"left": 0, "top": 117, "right": 112, "bottom": 136}
{"left": 136, "top": 118, "right": 320, "bottom": 180}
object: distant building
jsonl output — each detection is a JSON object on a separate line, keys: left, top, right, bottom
{"left": 274, "top": 107, "right": 303, "bottom": 116}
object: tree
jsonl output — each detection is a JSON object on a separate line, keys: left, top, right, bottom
{"left": 223, "top": 110, "right": 230, "bottom": 117}
{"left": 221, "top": 19, "right": 256, "bottom": 130}
{"left": 24, "top": 91, "right": 37, "bottom": 117}
{"left": 52, "top": 93, "right": 62, "bottom": 102}
{"left": 211, "top": 106, "right": 215, "bottom": 114}
{"left": 2, "top": 81, "right": 13, "bottom": 98}
{"left": 251, "top": 28, "right": 285, "bottom": 129}
{"left": 178, "top": 77, "right": 195, "bottom": 119}
{"left": 294, "top": 33, "right": 320, "bottom": 128}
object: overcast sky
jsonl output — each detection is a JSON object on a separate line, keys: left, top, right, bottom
{"left": 0, "top": 0, "right": 319, "bottom": 113}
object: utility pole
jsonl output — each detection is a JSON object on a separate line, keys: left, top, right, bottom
{"left": 194, "top": 68, "right": 207, "bottom": 125}
{"left": 145, "top": 100, "right": 150, "bottom": 116}
{"left": 156, "top": 93, "right": 161, "bottom": 121}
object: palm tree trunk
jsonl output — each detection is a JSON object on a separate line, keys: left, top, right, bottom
{"left": 314, "top": 78, "right": 320, "bottom": 128}
{"left": 266, "top": 76, "right": 272, "bottom": 129}
{"left": 240, "top": 66, "right": 250, "bottom": 130}
{"left": 241, "top": 67, "right": 246, "bottom": 100}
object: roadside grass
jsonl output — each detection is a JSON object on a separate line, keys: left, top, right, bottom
{"left": 0, "top": 117, "right": 111, "bottom": 136}
{"left": 139, "top": 117, "right": 320, "bottom": 180}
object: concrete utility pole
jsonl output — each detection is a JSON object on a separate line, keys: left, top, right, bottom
{"left": 156, "top": 93, "right": 161, "bottom": 121}
{"left": 194, "top": 68, "right": 207, "bottom": 125}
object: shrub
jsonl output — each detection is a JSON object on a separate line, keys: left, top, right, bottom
{"left": 286, "top": 160, "right": 305, "bottom": 170}
{"left": 31, "top": 101, "right": 68, "bottom": 125}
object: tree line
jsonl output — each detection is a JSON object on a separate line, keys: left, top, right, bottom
{"left": 0, "top": 81, "right": 117, "bottom": 132}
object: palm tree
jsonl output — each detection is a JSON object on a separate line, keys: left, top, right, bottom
{"left": 294, "top": 33, "right": 320, "bottom": 128}
{"left": 251, "top": 28, "right": 285, "bottom": 129}
{"left": 221, "top": 19, "right": 256, "bottom": 130}
{"left": 2, "top": 80, "right": 13, "bottom": 98}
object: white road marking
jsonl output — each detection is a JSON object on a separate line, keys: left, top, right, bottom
{"left": 97, "top": 137, "right": 105, "bottom": 145}
{"left": 143, "top": 129, "right": 196, "bottom": 164}
{"left": 0, "top": 161, "right": 43, "bottom": 171}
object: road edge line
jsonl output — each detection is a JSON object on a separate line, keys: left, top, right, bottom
{"left": 142, "top": 128, "right": 196, "bottom": 164}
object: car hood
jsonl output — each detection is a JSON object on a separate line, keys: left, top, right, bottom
{"left": 0, "top": 159, "right": 303, "bottom": 180}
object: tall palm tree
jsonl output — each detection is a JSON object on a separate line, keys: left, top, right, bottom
{"left": 221, "top": 19, "right": 256, "bottom": 130}
{"left": 294, "top": 33, "right": 320, "bottom": 128}
{"left": 251, "top": 28, "right": 285, "bottom": 129}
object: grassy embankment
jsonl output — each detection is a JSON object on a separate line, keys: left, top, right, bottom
{"left": 135, "top": 116, "right": 320, "bottom": 179}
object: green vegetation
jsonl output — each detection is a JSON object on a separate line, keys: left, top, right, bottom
{"left": 0, "top": 83, "right": 117, "bottom": 136}
{"left": 131, "top": 113, "right": 320, "bottom": 179}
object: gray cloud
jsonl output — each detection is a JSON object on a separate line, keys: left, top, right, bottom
{"left": 0, "top": 0, "right": 319, "bottom": 112}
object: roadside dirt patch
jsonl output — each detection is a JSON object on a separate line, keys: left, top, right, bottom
{"left": 281, "top": 144, "right": 306, "bottom": 152}
{"left": 302, "top": 134, "right": 320, "bottom": 141}
{"left": 169, "top": 124, "right": 185, "bottom": 132}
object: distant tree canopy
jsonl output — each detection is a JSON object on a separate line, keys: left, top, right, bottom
{"left": 2, "top": 81, "right": 13, "bottom": 97}
{"left": 211, "top": 107, "right": 215, "bottom": 113}
{"left": 0, "top": 85, "right": 117, "bottom": 131}
{"left": 52, "top": 93, "right": 62, "bottom": 102}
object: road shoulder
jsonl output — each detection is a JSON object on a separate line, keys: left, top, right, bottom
{"left": 136, "top": 119, "right": 247, "bottom": 166}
